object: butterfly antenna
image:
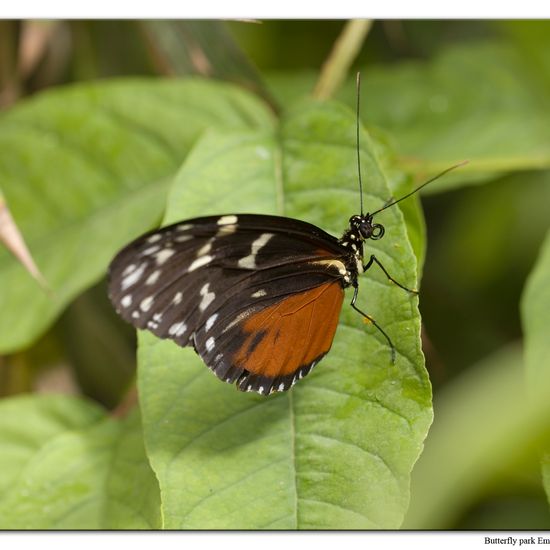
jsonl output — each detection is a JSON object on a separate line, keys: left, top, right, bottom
{"left": 371, "top": 160, "right": 469, "bottom": 217}
{"left": 356, "top": 72, "right": 364, "bottom": 217}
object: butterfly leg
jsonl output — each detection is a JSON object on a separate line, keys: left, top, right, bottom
{"left": 363, "top": 254, "right": 418, "bottom": 294}
{"left": 350, "top": 284, "right": 396, "bottom": 364}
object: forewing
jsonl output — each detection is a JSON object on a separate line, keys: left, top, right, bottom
{"left": 108, "top": 214, "right": 348, "bottom": 390}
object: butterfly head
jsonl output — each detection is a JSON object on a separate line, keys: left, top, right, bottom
{"left": 349, "top": 214, "right": 385, "bottom": 241}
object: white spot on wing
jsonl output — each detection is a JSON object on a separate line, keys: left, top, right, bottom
{"left": 197, "top": 241, "right": 212, "bottom": 256}
{"left": 140, "top": 296, "right": 154, "bottom": 312}
{"left": 146, "top": 270, "right": 161, "bottom": 285}
{"left": 278, "top": 382, "right": 285, "bottom": 392}
{"left": 205, "top": 336, "right": 215, "bottom": 352}
{"left": 147, "top": 234, "right": 162, "bottom": 243}
{"left": 206, "top": 313, "right": 219, "bottom": 331}
{"left": 121, "top": 262, "right": 146, "bottom": 290}
{"left": 217, "top": 215, "right": 238, "bottom": 226}
{"left": 199, "top": 283, "right": 215, "bottom": 312}
{"left": 175, "top": 234, "right": 192, "bottom": 243}
{"left": 238, "top": 255, "right": 256, "bottom": 269}
{"left": 189, "top": 255, "right": 212, "bottom": 272}
{"left": 142, "top": 245, "right": 160, "bottom": 256}
{"left": 168, "top": 322, "right": 187, "bottom": 337}
{"left": 217, "top": 224, "right": 236, "bottom": 236}
{"left": 121, "top": 295, "right": 132, "bottom": 308}
{"left": 238, "top": 233, "right": 274, "bottom": 269}
{"left": 251, "top": 289, "right": 267, "bottom": 298}
{"left": 178, "top": 223, "right": 193, "bottom": 231}
{"left": 173, "top": 292, "right": 183, "bottom": 305}
{"left": 122, "top": 264, "right": 136, "bottom": 277}
{"left": 254, "top": 233, "right": 274, "bottom": 249}
{"left": 155, "top": 249, "right": 175, "bottom": 265}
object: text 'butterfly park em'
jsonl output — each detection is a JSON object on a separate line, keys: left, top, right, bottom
{"left": 108, "top": 74, "right": 466, "bottom": 397}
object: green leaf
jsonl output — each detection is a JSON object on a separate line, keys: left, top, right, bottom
{"left": 428, "top": 170, "right": 550, "bottom": 292}
{"left": 521, "top": 228, "right": 550, "bottom": 505}
{"left": 0, "top": 395, "right": 160, "bottom": 529}
{"left": 0, "top": 78, "right": 274, "bottom": 354}
{"left": 403, "top": 343, "right": 550, "bottom": 529}
{"left": 266, "top": 41, "right": 550, "bottom": 190}
{"left": 354, "top": 42, "right": 550, "bottom": 188}
{"left": 521, "top": 228, "right": 550, "bottom": 391}
{"left": 138, "top": 100, "right": 432, "bottom": 529}
{"left": 500, "top": 21, "right": 550, "bottom": 93}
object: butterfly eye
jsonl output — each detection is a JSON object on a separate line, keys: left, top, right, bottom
{"left": 370, "top": 224, "right": 385, "bottom": 240}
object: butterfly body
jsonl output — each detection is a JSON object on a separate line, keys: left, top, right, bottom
{"left": 108, "top": 212, "right": 381, "bottom": 395}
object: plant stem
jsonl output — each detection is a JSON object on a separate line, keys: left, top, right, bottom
{"left": 313, "top": 19, "right": 372, "bottom": 101}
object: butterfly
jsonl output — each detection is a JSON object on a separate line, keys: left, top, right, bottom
{"left": 107, "top": 75, "right": 464, "bottom": 396}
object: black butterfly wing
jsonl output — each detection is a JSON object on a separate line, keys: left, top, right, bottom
{"left": 108, "top": 214, "right": 351, "bottom": 394}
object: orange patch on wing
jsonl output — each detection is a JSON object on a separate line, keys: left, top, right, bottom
{"left": 234, "top": 282, "right": 344, "bottom": 378}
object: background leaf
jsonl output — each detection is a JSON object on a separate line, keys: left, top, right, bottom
{"left": 141, "top": 21, "right": 274, "bottom": 108}
{"left": 403, "top": 343, "right": 550, "bottom": 529}
{"left": 420, "top": 170, "right": 550, "bottom": 374}
{"left": 355, "top": 41, "right": 550, "bottom": 186}
{"left": 521, "top": 228, "right": 550, "bottom": 503}
{"left": 543, "top": 454, "right": 550, "bottom": 508}
{"left": 521, "top": 228, "right": 550, "bottom": 391}
{"left": 57, "top": 280, "right": 137, "bottom": 408}
{"left": 0, "top": 78, "right": 274, "bottom": 354}
{"left": 266, "top": 41, "right": 550, "bottom": 190}
{"left": 0, "top": 395, "right": 160, "bottom": 529}
{"left": 138, "top": 100, "right": 432, "bottom": 529}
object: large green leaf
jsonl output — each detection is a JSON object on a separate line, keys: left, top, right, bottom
{"left": 267, "top": 40, "right": 550, "bottom": 190}
{"left": 521, "top": 228, "right": 550, "bottom": 505}
{"left": 0, "top": 395, "right": 160, "bottom": 529}
{"left": 138, "top": 100, "right": 432, "bottom": 529}
{"left": 0, "top": 78, "right": 274, "bottom": 354}
{"left": 356, "top": 42, "right": 550, "bottom": 187}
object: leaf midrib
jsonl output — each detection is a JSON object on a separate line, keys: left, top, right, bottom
{"left": 274, "top": 120, "right": 300, "bottom": 529}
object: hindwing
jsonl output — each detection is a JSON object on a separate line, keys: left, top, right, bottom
{"left": 108, "top": 214, "right": 352, "bottom": 394}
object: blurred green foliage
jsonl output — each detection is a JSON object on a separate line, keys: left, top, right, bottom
{"left": 0, "top": 19, "right": 549, "bottom": 530}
